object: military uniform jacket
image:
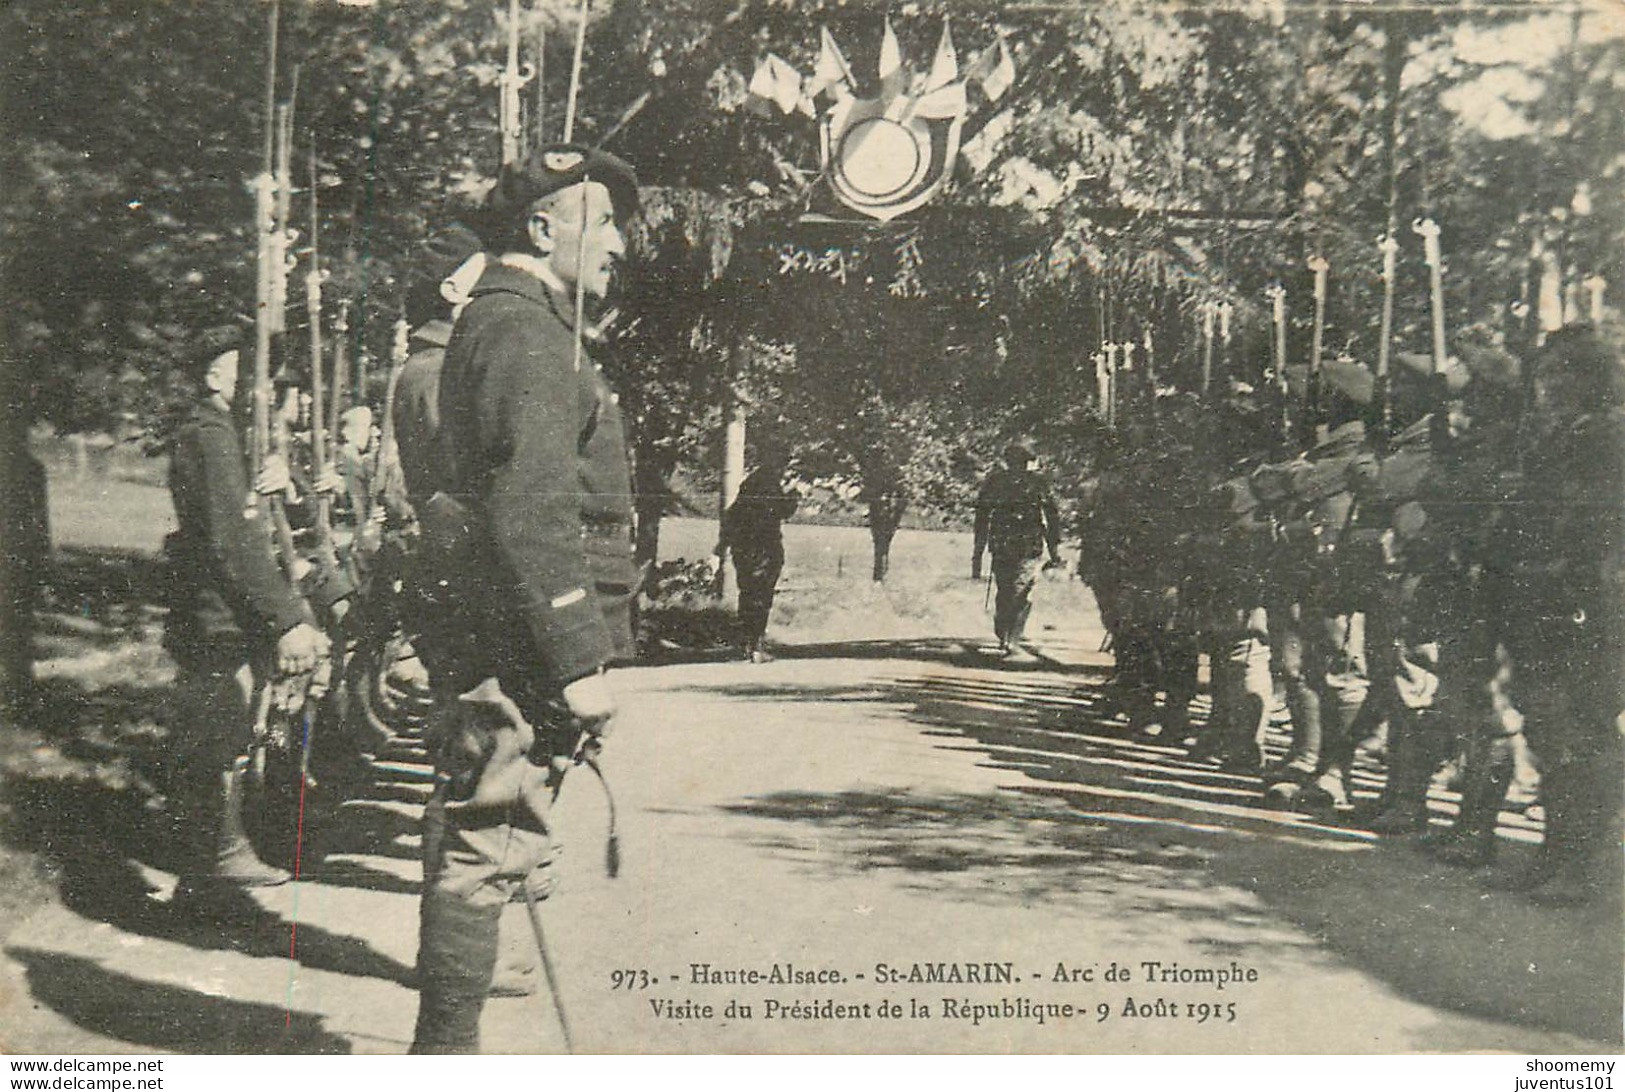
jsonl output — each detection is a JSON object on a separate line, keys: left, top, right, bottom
{"left": 434, "top": 260, "right": 639, "bottom": 689}
{"left": 721, "top": 468, "right": 797, "bottom": 563}
{"left": 392, "top": 318, "right": 451, "bottom": 505}
{"left": 165, "top": 400, "right": 310, "bottom": 661}
{"left": 1502, "top": 406, "right": 1625, "bottom": 671}
{"left": 973, "top": 467, "right": 1061, "bottom": 564}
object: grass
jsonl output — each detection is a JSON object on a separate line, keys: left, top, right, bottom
{"left": 3, "top": 465, "right": 1097, "bottom": 940}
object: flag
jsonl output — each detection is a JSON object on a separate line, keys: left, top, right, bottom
{"left": 966, "top": 34, "right": 1015, "bottom": 101}
{"left": 807, "top": 26, "right": 854, "bottom": 102}
{"left": 877, "top": 19, "right": 905, "bottom": 98}
{"left": 924, "top": 18, "right": 957, "bottom": 93}
{"left": 747, "top": 53, "right": 803, "bottom": 115}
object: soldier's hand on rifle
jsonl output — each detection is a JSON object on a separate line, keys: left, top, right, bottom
{"left": 562, "top": 671, "right": 616, "bottom": 737}
{"left": 971, "top": 556, "right": 983, "bottom": 582}
{"left": 523, "top": 856, "right": 561, "bottom": 902}
{"left": 312, "top": 463, "right": 342, "bottom": 496}
{"left": 256, "top": 452, "right": 292, "bottom": 496}
{"left": 276, "top": 621, "right": 331, "bottom": 676}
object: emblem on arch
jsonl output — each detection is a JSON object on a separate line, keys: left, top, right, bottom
{"left": 747, "top": 19, "right": 1014, "bottom": 223}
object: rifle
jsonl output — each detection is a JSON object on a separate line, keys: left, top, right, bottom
{"left": 499, "top": 0, "right": 535, "bottom": 167}
{"left": 1266, "top": 283, "right": 1290, "bottom": 452}
{"left": 268, "top": 99, "right": 304, "bottom": 574}
{"left": 329, "top": 300, "right": 349, "bottom": 473}
{"left": 1307, "top": 255, "right": 1329, "bottom": 446}
{"left": 1199, "top": 302, "right": 1215, "bottom": 399}
{"left": 1141, "top": 328, "right": 1155, "bottom": 413}
{"left": 305, "top": 139, "right": 339, "bottom": 575}
{"left": 1413, "top": 217, "right": 1453, "bottom": 459}
{"left": 1104, "top": 342, "right": 1119, "bottom": 430}
{"left": 246, "top": 2, "right": 301, "bottom": 581}
{"left": 1373, "top": 233, "right": 1398, "bottom": 455}
{"left": 1413, "top": 217, "right": 1448, "bottom": 375}
{"left": 372, "top": 316, "right": 411, "bottom": 519}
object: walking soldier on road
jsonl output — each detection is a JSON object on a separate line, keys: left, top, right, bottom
{"left": 972, "top": 442, "right": 1064, "bottom": 660}
{"left": 410, "top": 144, "right": 641, "bottom": 1053}
{"left": 717, "top": 455, "right": 798, "bottom": 663}
{"left": 163, "top": 342, "right": 330, "bottom": 907}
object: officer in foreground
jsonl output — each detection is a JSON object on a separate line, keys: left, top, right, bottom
{"left": 410, "top": 144, "right": 641, "bottom": 1053}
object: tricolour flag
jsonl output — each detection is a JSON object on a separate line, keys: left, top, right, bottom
{"left": 877, "top": 18, "right": 906, "bottom": 98}
{"left": 965, "top": 34, "right": 1015, "bottom": 102}
{"left": 747, "top": 53, "right": 804, "bottom": 115}
{"left": 807, "top": 26, "right": 854, "bottom": 102}
{"left": 923, "top": 18, "right": 957, "bottom": 93}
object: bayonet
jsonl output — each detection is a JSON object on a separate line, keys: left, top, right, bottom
{"left": 306, "top": 139, "right": 339, "bottom": 573}
{"left": 1307, "top": 254, "right": 1329, "bottom": 445}
{"left": 1413, "top": 217, "right": 1447, "bottom": 374}
{"left": 500, "top": 0, "right": 536, "bottom": 167}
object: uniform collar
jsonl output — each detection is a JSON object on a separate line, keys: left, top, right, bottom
{"left": 473, "top": 256, "right": 579, "bottom": 331}
{"left": 410, "top": 318, "right": 454, "bottom": 348}
{"left": 197, "top": 397, "right": 234, "bottom": 423}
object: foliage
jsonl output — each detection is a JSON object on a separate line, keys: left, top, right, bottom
{"left": 635, "top": 557, "right": 735, "bottom": 656}
{"left": 3, "top": 0, "right": 1621, "bottom": 535}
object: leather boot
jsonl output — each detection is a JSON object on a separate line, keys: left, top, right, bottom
{"left": 1278, "top": 674, "right": 1322, "bottom": 774}
{"left": 213, "top": 756, "right": 291, "bottom": 886}
{"left": 411, "top": 888, "right": 503, "bottom": 1054}
{"left": 1370, "top": 716, "right": 1444, "bottom": 835}
{"left": 174, "top": 756, "right": 289, "bottom": 902}
{"left": 1222, "top": 688, "right": 1269, "bottom": 774}
{"left": 1484, "top": 756, "right": 1565, "bottom": 890}
{"left": 489, "top": 904, "right": 540, "bottom": 997}
{"left": 1526, "top": 746, "right": 1619, "bottom": 907}
{"left": 1432, "top": 735, "right": 1512, "bottom": 867}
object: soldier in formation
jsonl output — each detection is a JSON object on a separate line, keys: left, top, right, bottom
{"left": 1073, "top": 322, "right": 1622, "bottom": 907}
{"left": 163, "top": 341, "right": 331, "bottom": 906}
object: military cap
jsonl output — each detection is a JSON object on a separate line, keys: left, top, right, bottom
{"left": 1539, "top": 323, "right": 1624, "bottom": 406}
{"left": 405, "top": 222, "right": 485, "bottom": 326}
{"left": 1285, "top": 360, "right": 1376, "bottom": 406}
{"left": 1004, "top": 441, "right": 1035, "bottom": 465}
{"left": 1395, "top": 350, "right": 1472, "bottom": 393}
{"left": 410, "top": 222, "right": 485, "bottom": 288}
{"left": 483, "top": 144, "right": 640, "bottom": 233}
{"left": 188, "top": 325, "right": 244, "bottom": 382}
{"left": 1248, "top": 462, "right": 1296, "bottom": 504}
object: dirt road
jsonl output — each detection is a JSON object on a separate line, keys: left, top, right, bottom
{"left": 4, "top": 639, "right": 1619, "bottom": 1052}
{"left": 6, "top": 485, "right": 1619, "bottom": 1054}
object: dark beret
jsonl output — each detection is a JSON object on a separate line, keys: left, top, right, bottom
{"left": 483, "top": 144, "right": 640, "bottom": 233}
{"left": 188, "top": 325, "right": 244, "bottom": 382}
{"left": 405, "top": 222, "right": 486, "bottom": 326}
{"left": 410, "top": 222, "right": 485, "bottom": 288}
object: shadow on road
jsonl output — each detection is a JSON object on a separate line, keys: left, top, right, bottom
{"left": 776, "top": 637, "right": 1103, "bottom": 672}
{"left": 5, "top": 948, "right": 351, "bottom": 1054}
{"left": 701, "top": 647, "right": 1622, "bottom": 1047}
{"left": 43, "top": 843, "right": 415, "bottom": 987}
